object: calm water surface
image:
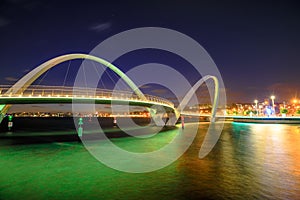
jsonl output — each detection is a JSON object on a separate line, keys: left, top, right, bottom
{"left": 1, "top": 122, "right": 300, "bottom": 199}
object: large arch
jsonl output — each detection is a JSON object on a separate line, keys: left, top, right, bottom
{"left": 0, "top": 53, "right": 176, "bottom": 124}
{"left": 7, "top": 54, "right": 146, "bottom": 99}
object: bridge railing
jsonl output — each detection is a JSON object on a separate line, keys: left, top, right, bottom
{"left": 0, "top": 85, "right": 174, "bottom": 108}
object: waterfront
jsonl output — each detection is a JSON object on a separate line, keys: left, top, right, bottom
{"left": 1, "top": 121, "right": 300, "bottom": 199}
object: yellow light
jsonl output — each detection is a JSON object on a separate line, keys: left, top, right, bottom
{"left": 271, "top": 95, "right": 275, "bottom": 100}
{"left": 254, "top": 99, "right": 258, "bottom": 104}
{"left": 293, "top": 99, "right": 298, "bottom": 104}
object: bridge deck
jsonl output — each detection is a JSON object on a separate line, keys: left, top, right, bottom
{"left": 0, "top": 85, "right": 175, "bottom": 111}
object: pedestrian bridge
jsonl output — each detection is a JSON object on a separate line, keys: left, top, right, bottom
{"left": 0, "top": 85, "right": 174, "bottom": 110}
{"left": 0, "top": 53, "right": 221, "bottom": 126}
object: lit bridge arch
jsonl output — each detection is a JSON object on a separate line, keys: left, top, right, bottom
{"left": 0, "top": 53, "right": 220, "bottom": 125}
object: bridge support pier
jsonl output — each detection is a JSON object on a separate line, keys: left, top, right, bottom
{"left": 181, "top": 116, "right": 184, "bottom": 129}
{"left": 113, "top": 117, "right": 117, "bottom": 127}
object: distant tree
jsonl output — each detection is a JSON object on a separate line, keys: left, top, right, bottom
{"left": 245, "top": 110, "right": 251, "bottom": 115}
{"left": 280, "top": 108, "right": 288, "bottom": 114}
{"left": 252, "top": 110, "right": 258, "bottom": 115}
{"left": 297, "top": 110, "right": 300, "bottom": 115}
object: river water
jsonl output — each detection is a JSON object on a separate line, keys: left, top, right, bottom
{"left": 1, "top": 121, "right": 300, "bottom": 199}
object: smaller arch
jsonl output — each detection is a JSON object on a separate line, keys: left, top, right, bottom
{"left": 177, "top": 75, "right": 219, "bottom": 122}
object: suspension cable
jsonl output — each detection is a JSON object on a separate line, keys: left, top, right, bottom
{"left": 37, "top": 69, "right": 50, "bottom": 86}
{"left": 91, "top": 61, "right": 106, "bottom": 90}
{"left": 82, "top": 62, "right": 88, "bottom": 91}
{"left": 62, "top": 60, "right": 71, "bottom": 87}
{"left": 104, "top": 65, "right": 120, "bottom": 90}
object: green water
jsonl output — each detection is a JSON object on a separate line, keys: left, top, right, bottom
{"left": 1, "top": 122, "right": 300, "bottom": 199}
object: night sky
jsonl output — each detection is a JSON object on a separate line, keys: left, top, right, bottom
{"left": 1, "top": 0, "right": 300, "bottom": 104}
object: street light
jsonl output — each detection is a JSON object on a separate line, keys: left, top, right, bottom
{"left": 270, "top": 95, "right": 275, "bottom": 115}
{"left": 293, "top": 99, "right": 298, "bottom": 104}
{"left": 254, "top": 99, "right": 258, "bottom": 116}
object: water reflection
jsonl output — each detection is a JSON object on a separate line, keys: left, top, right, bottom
{"left": 1, "top": 122, "right": 300, "bottom": 199}
{"left": 175, "top": 123, "right": 300, "bottom": 199}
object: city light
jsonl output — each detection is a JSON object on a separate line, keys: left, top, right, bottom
{"left": 254, "top": 99, "right": 258, "bottom": 116}
{"left": 270, "top": 95, "right": 275, "bottom": 100}
{"left": 270, "top": 95, "right": 275, "bottom": 114}
{"left": 293, "top": 99, "right": 298, "bottom": 104}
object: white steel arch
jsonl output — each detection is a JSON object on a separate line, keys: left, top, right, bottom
{"left": 0, "top": 54, "right": 220, "bottom": 124}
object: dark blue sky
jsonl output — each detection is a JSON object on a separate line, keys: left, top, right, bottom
{"left": 0, "top": 0, "right": 300, "bottom": 103}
